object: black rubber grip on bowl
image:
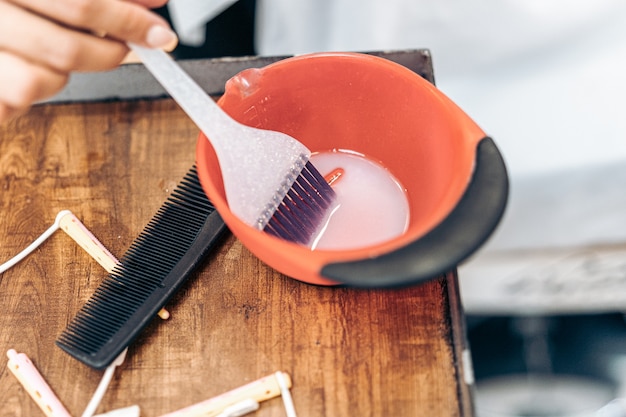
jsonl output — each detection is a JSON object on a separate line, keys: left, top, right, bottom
{"left": 320, "top": 136, "right": 508, "bottom": 288}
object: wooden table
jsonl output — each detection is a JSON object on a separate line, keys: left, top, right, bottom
{"left": 0, "top": 53, "right": 474, "bottom": 417}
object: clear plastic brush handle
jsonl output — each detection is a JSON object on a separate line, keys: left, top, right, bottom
{"left": 128, "top": 44, "right": 310, "bottom": 228}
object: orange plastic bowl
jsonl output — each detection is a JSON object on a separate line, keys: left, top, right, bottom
{"left": 196, "top": 52, "right": 508, "bottom": 288}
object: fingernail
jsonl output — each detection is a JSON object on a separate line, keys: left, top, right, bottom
{"left": 146, "top": 25, "right": 178, "bottom": 49}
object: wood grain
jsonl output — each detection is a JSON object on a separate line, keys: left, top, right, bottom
{"left": 0, "top": 100, "right": 473, "bottom": 416}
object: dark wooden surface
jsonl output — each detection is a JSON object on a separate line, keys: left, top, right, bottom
{"left": 0, "top": 99, "right": 474, "bottom": 416}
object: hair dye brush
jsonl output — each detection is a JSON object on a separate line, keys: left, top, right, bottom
{"left": 129, "top": 44, "right": 336, "bottom": 245}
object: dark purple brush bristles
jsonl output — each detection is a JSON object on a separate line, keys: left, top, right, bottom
{"left": 264, "top": 161, "right": 335, "bottom": 245}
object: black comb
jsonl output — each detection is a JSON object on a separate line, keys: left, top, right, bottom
{"left": 56, "top": 166, "right": 228, "bottom": 369}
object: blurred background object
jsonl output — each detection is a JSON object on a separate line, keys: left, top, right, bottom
{"left": 155, "top": 0, "right": 256, "bottom": 59}
{"left": 468, "top": 314, "right": 626, "bottom": 416}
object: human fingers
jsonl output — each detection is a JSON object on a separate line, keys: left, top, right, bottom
{"left": 128, "top": 0, "right": 169, "bottom": 9}
{"left": 7, "top": 0, "right": 177, "bottom": 49}
{"left": 0, "top": 1, "right": 139, "bottom": 73}
{"left": 0, "top": 51, "right": 68, "bottom": 121}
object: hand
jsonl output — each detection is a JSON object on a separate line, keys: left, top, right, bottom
{"left": 0, "top": 0, "right": 177, "bottom": 123}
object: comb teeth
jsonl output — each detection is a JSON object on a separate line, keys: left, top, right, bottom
{"left": 56, "top": 166, "right": 227, "bottom": 369}
{"left": 263, "top": 161, "right": 336, "bottom": 245}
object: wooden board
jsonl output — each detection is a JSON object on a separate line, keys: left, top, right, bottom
{"left": 0, "top": 63, "right": 473, "bottom": 417}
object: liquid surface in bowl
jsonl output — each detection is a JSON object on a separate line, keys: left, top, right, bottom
{"left": 307, "top": 150, "right": 410, "bottom": 250}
